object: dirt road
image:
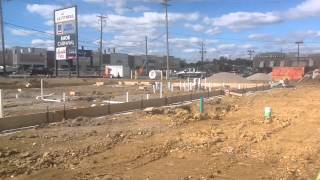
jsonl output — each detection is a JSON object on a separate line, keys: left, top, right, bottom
{"left": 1, "top": 85, "right": 320, "bottom": 179}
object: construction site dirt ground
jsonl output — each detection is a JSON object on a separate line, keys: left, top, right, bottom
{"left": 1, "top": 84, "right": 320, "bottom": 179}
{"left": 1, "top": 78, "right": 195, "bottom": 117}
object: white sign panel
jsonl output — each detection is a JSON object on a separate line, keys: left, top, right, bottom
{"left": 55, "top": 7, "right": 76, "bottom": 23}
{"left": 56, "top": 47, "right": 67, "bottom": 60}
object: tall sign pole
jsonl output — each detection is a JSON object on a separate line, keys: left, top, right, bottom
{"left": 54, "top": 6, "right": 78, "bottom": 77}
{"left": 0, "top": 0, "right": 6, "bottom": 74}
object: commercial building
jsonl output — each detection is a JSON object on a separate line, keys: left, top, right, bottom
{"left": 1, "top": 46, "right": 186, "bottom": 76}
{"left": 10, "top": 47, "right": 47, "bottom": 73}
{"left": 253, "top": 52, "right": 320, "bottom": 72}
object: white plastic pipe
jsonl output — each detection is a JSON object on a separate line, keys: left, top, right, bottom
{"left": 0, "top": 89, "right": 3, "bottom": 118}
{"left": 42, "top": 98, "right": 61, "bottom": 103}
{"left": 152, "top": 85, "right": 156, "bottom": 94}
{"left": 41, "top": 79, "right": 44, "bottom": 99}
{"left": 160, "top": 82, "right": 163, "bottom": 98}
{"left": 62, "top": 92, "right": 66, "bottom": 102}
{"left": 147, "top": 94, "right": 150, "bottom": 100}
{"left": 103, "top": 100, "right": 123, "bottom": 104}
{"left": 204, "top": 78, "right": 207, "bottom": 89}
{"left": 126, "top": 92, "right": 129, "bottom": 102}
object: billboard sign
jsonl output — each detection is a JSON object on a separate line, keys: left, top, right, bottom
{"left": 54, "top": 6, "right": 77, "bottom": 61}
{"left": 55, "top": 7, "right": 76, "bottom": 23}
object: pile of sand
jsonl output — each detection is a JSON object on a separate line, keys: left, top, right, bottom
{"left": 246, "top": 73, "right": 272, "bottom": 82}
{"left": 206, "top": 72, "right": 250, "bottom": 83}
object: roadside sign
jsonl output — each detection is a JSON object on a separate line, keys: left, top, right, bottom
{"left": 54, "top": 6, "right": 78, "bottom": 61}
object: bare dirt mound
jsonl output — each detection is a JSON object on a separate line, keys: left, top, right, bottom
{"left": 206, "top": 72, "right": 250, "bottom": 83}
{"left": 246, "top": 73, "right": 272, "bottom": 82}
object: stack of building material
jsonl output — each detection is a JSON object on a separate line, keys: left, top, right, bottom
{"left": 206, "top": 72, "right": 250, "bottom": 83}
{"left": 246, "top": 73, "right": 272, "bottom": 82}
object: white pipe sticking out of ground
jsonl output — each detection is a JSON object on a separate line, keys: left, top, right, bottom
{"left": 103, "top": 100, "right": 124, "bottom": 104}
{"left": 0, "top": 89, "right": 3, "bottom": 118}
{"left": 36, "top": 79, "right": 62, "bottom": 103}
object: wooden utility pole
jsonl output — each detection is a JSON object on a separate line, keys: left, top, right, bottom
{"left": 162, "top": 0, "right": 170, "bottom": 80}
{"left": 248, "top": 49, "right": 255, "bottom": 60}
{"left": 199, "top": 41, "right": 206, "bottom": 70}
{"left": 0, "top": 0, "right": 6, "bottom": 74}
{"left": 97, "top": 14, "right": 107, "bottom": 77}
{"left": 295, "top": 41, "right": 303, "bottom": 63}
{"left": 145, "top": 36, "right": 148, "bottom": 74}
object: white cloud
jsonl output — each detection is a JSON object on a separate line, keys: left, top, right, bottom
{"left": 286, "top": 0, "right": 320, "bottom": 19}
{"left": 83, "top": 0, "right": 152, "bottom": 14}
{"left": 289, "top": 30, "right": 320, "bottom": 41}
{"left": 205, "top": 27, "right": 221, "bottom": 35}
{"left": 184, "top": 23, "right": 205, "bottom": 32}
{"left": 8, "top": 27, "right": 35, "bottom": 36}
{"left": 132, "top": 5, "right": 151, "bottom": 13}
{"left": 170, "top": 37, "right": 202, "bottom": 49}
{"left": 31, "top": 39, "right": 54, "bottom": 50}
{"left": 248, "top": 33, "right": 271, "bottom": 40}
{"left": 207, "top": 48, "right": 217, "bottom": 52}
{"left": 207, "top": 12, "right": 282, "bottom": 31}
{"left": 183, "top": 48, "right": 197, "bottom": 53}
{"left": 202, "top": 0, "right": 320, "bottom": 31}
{"left": 79, "top": 12, "right": 199, "bottom": 30}
{"left": 241, "top": 44, "right": 256, "bottom": 49}
{"left": 79, "top": 11, "right": 200, "bottom": 55}
{"left": 218, "top": 44, "right": 236, "bottom": 50}
{"left": 26, "top": 4, "right": 60, "bottom": 19}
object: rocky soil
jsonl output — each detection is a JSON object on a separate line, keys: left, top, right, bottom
{"left": 1, "top": 85, "right": 320, "bottom": 179}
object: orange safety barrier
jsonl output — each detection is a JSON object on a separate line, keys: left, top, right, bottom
{"left": 272, "top": 67, "right": 304, "bottom": 81}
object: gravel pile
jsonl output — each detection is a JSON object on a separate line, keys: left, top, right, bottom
{"left": 206, "top": 72, "right": 250, "bottom": 83}
{"left": 246, "top": 73, "right": 272, "bottom": 82}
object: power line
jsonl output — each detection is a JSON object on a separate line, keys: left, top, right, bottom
{"left": 4, "top": 21, "right": 99, "bottom": 48}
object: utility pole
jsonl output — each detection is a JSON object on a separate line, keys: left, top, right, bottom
{"left": 97, "top": 14, "right": 107, "bottom": 77}
{"left": 0, "top": 0, "right": 6, "bottom": 74}
{"left": 248, "top": 49, "right": 255, "bottom": 60}
{"left": 145, "top": 36, "right": 148, "bottom": 75}
{"left": 162, "top": 0, "right": 170, "bottom": 80}
{"left": 199, "top": 41, "right": 206, "bottom": 70}
{"left": 295, "top": 41, "right": 303, "bottom": 64}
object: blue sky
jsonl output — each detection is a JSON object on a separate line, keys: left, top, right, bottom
{"left": 3, "top": 0, "right": 320, "bottom": 61}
